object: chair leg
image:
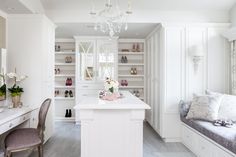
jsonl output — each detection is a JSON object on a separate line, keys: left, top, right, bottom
{"left": 38, "top": 144, "right": 43, "bottom": 157}
{"left": 4, "top": 150, "right": 11, "bottom": 157}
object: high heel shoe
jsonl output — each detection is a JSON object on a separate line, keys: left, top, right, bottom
{"left": 130, "top": 68, "right": 134, "bottom": 75}
{"left": 124, "top": 56, "right": 128, "bottom": 63}
{"left": 121, "top": 56, "right": 124, "bottom": 63}
{"left": 69, "top": 90, "right": 73, "bottom": 97}
{"left": 65, "top": 90, "right": 69, "bottom": 97}
{"left": 133, "top": 68, "right": 137, "bottom": 75}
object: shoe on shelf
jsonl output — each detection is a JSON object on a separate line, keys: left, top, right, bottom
{"left": 124, "top": 56, "right": 128, "bottom": 63}
{"left": 68, "top": 109, "right": 72, "bottom": 117}
{"left": 65, "top": 109, "right": 69, "bottom": 117}
{"left": 124, "top": 80, "right": 128, "bottom": 86}
{"left": 57, "top": 68, "right": 60, "bottom": 74}
{"left": 65, "top": 90, "right": 69, "bottom": 97}
{"left": 130, "top": 68, "right": 134, "bottom": 75}
{"left": 55, "top": 69, "right": 57, "bottom": 75}
{"left": 136, "top": 90, "right": 140, "bottom": 97}
{"left": 133, "top": 68, "right": 137, "bottom": 75}
{"left": 69, "top": 90, "right": 73, "bottom": 97}
{"left": 121, "top": 56, "right": 124, "bottom": 63}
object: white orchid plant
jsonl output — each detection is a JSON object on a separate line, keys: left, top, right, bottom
{"left": 7, "top": 72, "right": 27, "bottom": 97}
{"left": 104, "top": 78, "right": 119, "bottom": 94}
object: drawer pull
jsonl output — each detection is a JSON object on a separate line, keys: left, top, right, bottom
{"left": 9, "top": 123, "right": 13, "bottom": 128}
{"left": 23, "top": 117, "right": 26, "bottom": 120}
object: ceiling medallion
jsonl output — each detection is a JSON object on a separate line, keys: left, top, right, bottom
{"left": 90, "top": 0, "right": 132, "bottom": 37}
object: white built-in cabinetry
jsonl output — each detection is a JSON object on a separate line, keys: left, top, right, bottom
{"left": 118, "top": 39, "right": 146, "bottom": 101}
{"left": 182, "top": 123, "right": 235, "bottom": 157}
{"left": 145, "top": 23, "right": 230, "bottom": 142}
{"left": 54, "top": 38, "right": 76, "bottom": 122}
{"left": 74, "top": 36, "right": 118, "bottom": 123}
{"left": 7, "top": 15, "right": 55, "bottom": 142}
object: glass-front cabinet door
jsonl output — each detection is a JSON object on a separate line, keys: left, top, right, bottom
{"left": 97, "top": 39, "right": 117, "bottom": 81}
{"left": 77, "top": 40, "right": 96, "bottom": 81}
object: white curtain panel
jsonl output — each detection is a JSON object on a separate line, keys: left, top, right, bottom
{"left": 231, "top": 41, "right": 236, "bottom": 95}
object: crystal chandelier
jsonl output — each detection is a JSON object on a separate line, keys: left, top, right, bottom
{"left": 90, "top": 0, "right": 132, "bottom": 37}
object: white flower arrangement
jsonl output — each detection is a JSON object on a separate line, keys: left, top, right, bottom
{"left": 104, "top": 78, "right": 119, "bottom": 94}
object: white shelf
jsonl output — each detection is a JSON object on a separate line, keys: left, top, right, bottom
{"left": 55, "top": 86, "right": 75, "bottom": 89}
{"left": 55, "top": 63, "right": 75, "bottom": 66}
{"left": 119, "top": 86, "right": 144, "bottom": 89}
{"left": 54, "top": 97, "right": 75, "bottom": 100}
{"left": 55, "top": 116, "right": 75, "bottom": 122}
{"left": 118, "top": 75, "right": 144, "bottom": 77}
{"left": 118, "top": 63, "right": 144, "bottom": 66}
{"left": 118, "top": 52, "right": 144, "bottom": 55}
{"left": 55, "top": 52, "right": 75, "bottom": 55}
{"left": 55, "top": 74, "right": 75, "bottom": 77}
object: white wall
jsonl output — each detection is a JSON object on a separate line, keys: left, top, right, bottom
{"left": 0, "top": 16, "right": 6, "bottom": 48}
{"left": 230, "top": 4, "right": 236, "bottom": 26}
{"left": 146, "top": 23, "right": 230, "bottom": 141}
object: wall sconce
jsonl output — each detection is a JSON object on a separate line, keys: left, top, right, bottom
{"left": 190, "top": 46, "right": 204, "bottom": 73}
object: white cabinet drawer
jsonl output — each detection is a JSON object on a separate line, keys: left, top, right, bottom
{"left": 182, "top": 125, "right": 198, "bottom": 154}
{"left": 0, "top": 112, "right": 31, "bottom": 134}
{"left": 77, "top": 89, "right": 99, "bottom": 103}
{"left": 78, "top": 83, "right": 103, "bottom": 90}
{"left": 213, "top": 146, "right": 234, "bottom": 157}
{"left": 197, "top": 135, "right": 213, "bottom": 157}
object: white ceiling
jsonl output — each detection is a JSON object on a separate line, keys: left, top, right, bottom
{"left": 56, "top": 23, "right": 159, "bottom": 38}
{"left": 41, "top": 0, "right": 236, "bottom": 11}
{"left": 0, "top": 0, "right": 31, "bottom": 14}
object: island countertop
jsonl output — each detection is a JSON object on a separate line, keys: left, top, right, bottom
{"left": 74, "top": 91, "right": 150, "bottom": 110}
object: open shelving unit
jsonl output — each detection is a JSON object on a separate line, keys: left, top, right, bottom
{"left": 118, "top": 39, "right": 146, "bottom": 101}
{"left": 54, "top": 38, "right": 76, "bottom": 122}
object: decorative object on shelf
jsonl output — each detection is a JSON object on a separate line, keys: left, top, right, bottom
{"left": 69, "top": 90, "right": 73, "bottom": 97}
{"left": 65, "top": 56, "right": 73, "bottom": 63}
{"left": 189, "top": 45, "right": 204, "bottom": 73}
{"left": 120, "top": 80, "right": 128, "bottom": 86}
{"left": 90, "top": 0, "right": 133, "bottom": 37}
{"left": 55, "top": 90, "right": 60, "bottom": 97}
{"left": 101, "top": 78, "right": 120, "bottom": 101}
{"left": 0, "top": 72, "right": 6, "bottom": 101}
{"left": 7, "top": 69, "right": 27, "bottom": 108}
{"left": 65, "top": 78, "right": 72, "bottom": 86}
{"left": 130, "top": 68, "right": 137, "bottom": 75}
{"left": 55, "top": 45, "right": 61, "bottom": 52}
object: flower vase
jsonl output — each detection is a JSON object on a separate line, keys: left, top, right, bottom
{"left": 12, "top": 95, "right": 21, "bottom": 108}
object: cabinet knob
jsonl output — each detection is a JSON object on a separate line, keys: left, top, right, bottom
{"left": 9, "top": 123, "right": 13, "bottom": 128}
{"left": 23, "top": 117, "right": 26, "bottom": 120}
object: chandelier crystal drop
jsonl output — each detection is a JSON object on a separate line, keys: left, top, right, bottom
{"left": 90, "top": 0, "right": 132, "bottom": 37}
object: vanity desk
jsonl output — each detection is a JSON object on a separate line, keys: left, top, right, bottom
{"left": 0, "top": 106, "right": 39, "bottom": 156}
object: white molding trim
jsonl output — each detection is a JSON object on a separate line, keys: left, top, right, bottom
{"left": 0, "top": 9, "right": 7, "bottom": 19}
{"left": 222, "top": 27, "right": 236, "bottom": 41}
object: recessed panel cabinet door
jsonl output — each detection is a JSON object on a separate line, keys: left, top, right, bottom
{"left": 77, "top": 40, "right": 96, "bottom": 82}
{"left": 97, "top": 39, "right": 117, "bottom": 81}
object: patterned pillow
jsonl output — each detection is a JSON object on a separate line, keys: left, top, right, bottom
{"left": 186, "top": 94, "right": 223, "bottom": 121}
{"left": 206, "top": 90, "right": 236, "bottom": 122}
{"left": 179, "top": 100, "right": 191, "bottom": 117}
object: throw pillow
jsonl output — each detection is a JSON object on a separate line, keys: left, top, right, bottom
{"left": 206, "top": 90, "right": 236, "bottom": 122}
{"left": 186, "top": 94, "right": 223, "bottom": 121}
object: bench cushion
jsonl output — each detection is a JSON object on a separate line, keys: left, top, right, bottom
{"left": 181, "top": 117, "right": 236, "bottom": 154}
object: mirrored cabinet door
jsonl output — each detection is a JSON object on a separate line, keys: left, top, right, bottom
{"left": 97, "top": 40, "right": 117, "bottom": 81}
{"left": 78, "top": 40, "right": 96, "bottom": 81}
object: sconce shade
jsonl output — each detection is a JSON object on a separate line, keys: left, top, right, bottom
{"left": 190, "top": 45, "right": 204, "bottom": 57}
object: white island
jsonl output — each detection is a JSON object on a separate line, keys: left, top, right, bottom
{"left": 74, "top": 91, "right": 150, "bottom": 157}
